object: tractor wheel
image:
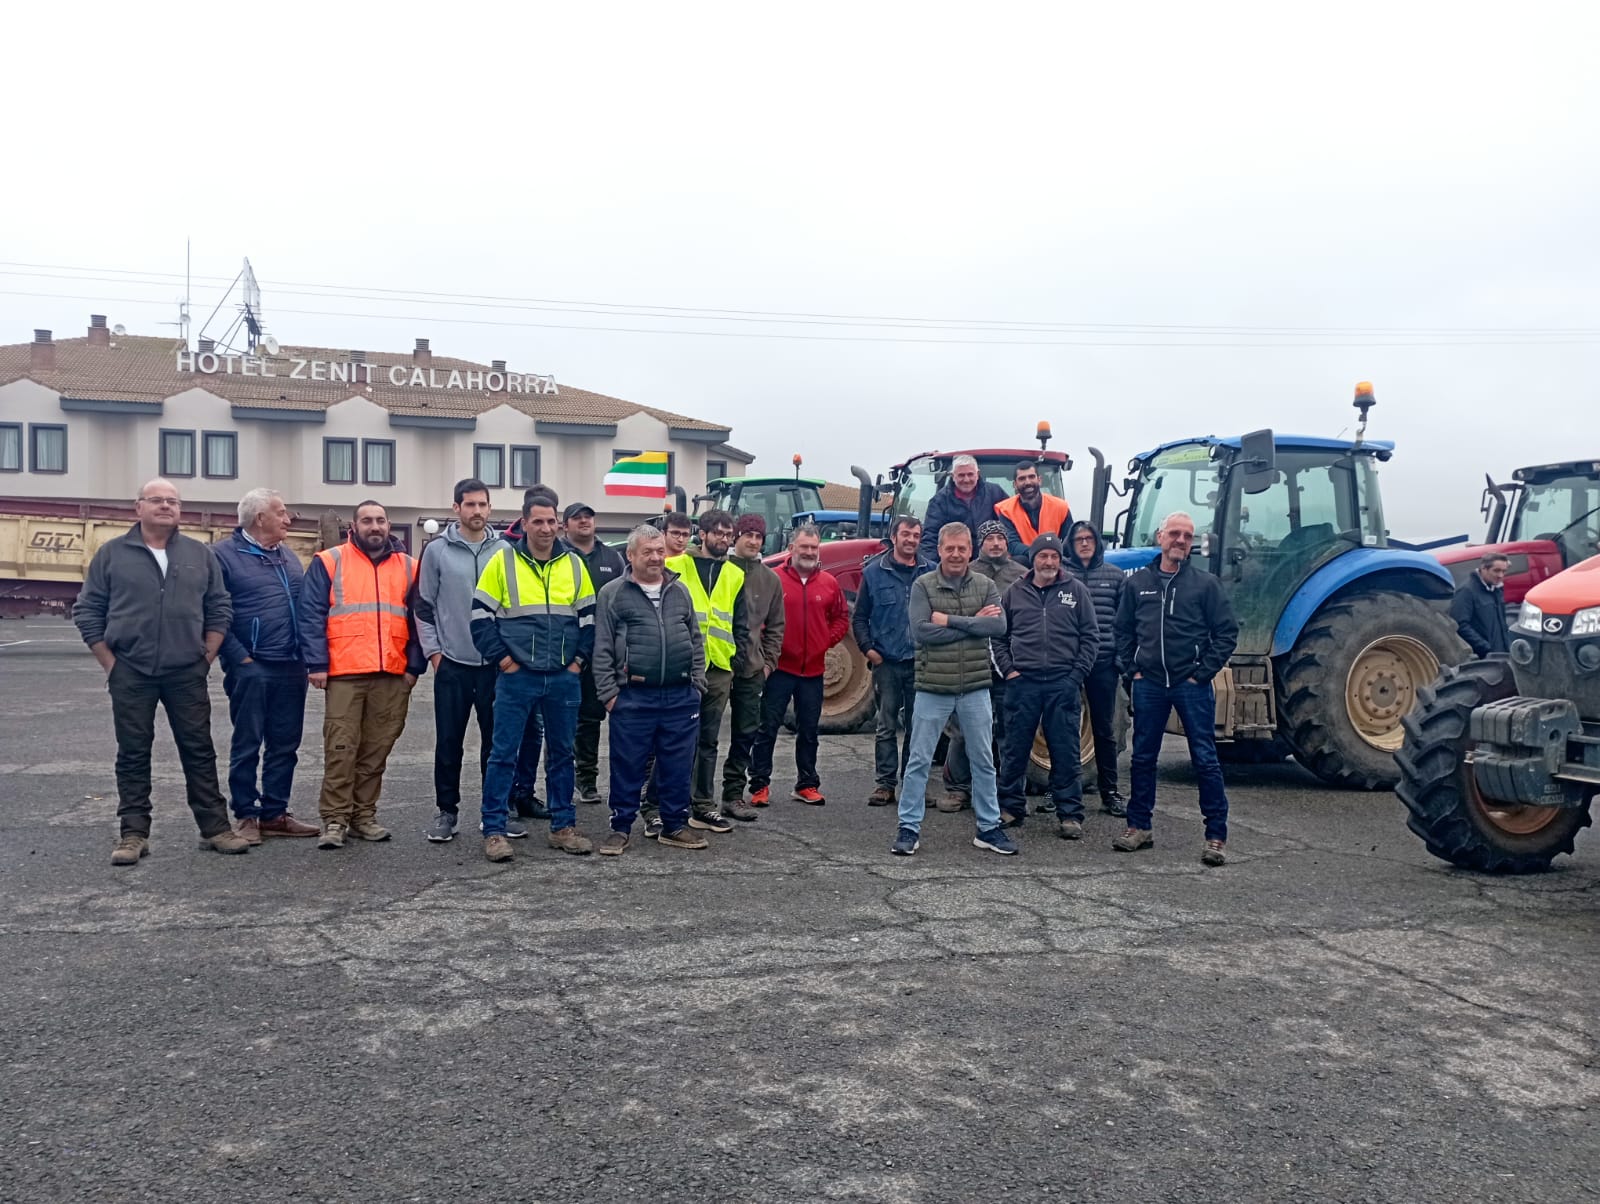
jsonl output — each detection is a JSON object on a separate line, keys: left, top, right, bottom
{"left": 1395, "top": 660, "right": 1593, "bottom": 872}
{"left": 784, "top": 591, "right": 876, "bottom": 735}
{"left": 1279, "top": 593, "right": 1467, "bottom": 790}
{"left": 1025, "top": 682, "right": 1129, "bottom": 791}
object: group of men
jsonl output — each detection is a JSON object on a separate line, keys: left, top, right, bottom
{"left": 855, "top": 456, "right": 1238, "bottom": 866}
{"left": 73, "top": 476, "right": 850, "bottom": 866}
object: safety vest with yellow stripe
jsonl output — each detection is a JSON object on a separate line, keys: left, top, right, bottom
{"left": 316, "top": 543, "right": 418, "bottom": 676}
{"left": 666, "top": 553, "right": 744, "bottom": 672}
{"left": 470, "top": 545, "right": 596, "bottom": 672}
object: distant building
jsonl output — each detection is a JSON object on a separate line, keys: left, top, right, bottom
{"left": 0, "top": 319, "right": 754, "bottom": 544}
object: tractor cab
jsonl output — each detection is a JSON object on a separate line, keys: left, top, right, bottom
{"left": 698, "top": 475, "right": 827, "bottom": 556}
{"left": 887, "top": 448, "right": 1071, "bottom": 523}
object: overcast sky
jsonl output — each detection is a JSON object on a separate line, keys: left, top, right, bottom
{"left": 3, "top": 2, "right": 1596, "bottom": 537}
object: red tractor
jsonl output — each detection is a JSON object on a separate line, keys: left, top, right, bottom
{"left": 1397, "top": 553, "right": 1599, "bottom": 872}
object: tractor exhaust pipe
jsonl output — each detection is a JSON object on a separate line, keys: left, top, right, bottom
{"left": 851, "top": 465, "right": 876, "bottom": 540}
{"left": 1087, "top": 447, "right": 1109, "bottom": 537}
{"left": 666, "top": 485, "right": 687, "bottom": 515}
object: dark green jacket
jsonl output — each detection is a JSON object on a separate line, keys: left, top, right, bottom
{"left": 909, "top": 569, "right": 1004, "bottom": 694}
{"left": 729, "top": 552, "right": 785, "bottom": 678}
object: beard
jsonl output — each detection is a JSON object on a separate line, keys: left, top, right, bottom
{"left": 792, "top": 554, "right": 820, "bottom": 573}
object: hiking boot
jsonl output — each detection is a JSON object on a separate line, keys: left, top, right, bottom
{"left": 791, "top": 787, "right": 826, "bottom": 806}
{"left": 723, "top": 799, "right": 760, "bottom": 822}
{"left": 598, "top": 831, "right": 630, "bottom": 856}
{"left": 891, "top": 826, "right": 920, "bottom": 856}
{"left": 317, "top": 822, "right": 347, "bottom": 849}
{"left": 235, "top": 817, "right": 263, "bottom": 846}
{"left": 868, "top": 787, "right": 896, "bottom": 807}
{"left": 658, "top": 826, "right": 709, "bottom": 850}
{"left": 1202, "top": 840, "right": 1227, "bottom": 867}
{"left": 347, "top": 821, "right": 391, "bottom": 842}
{"left": 1112, "top": 827, "right": 1154, "bottom": 852}
{"left": 643, "top": 815, "right": 664, "bottom": 840}
{"left": 1000, "top": 808, "right": 1026, "bottom": 829}
{"left": 575, "top": 781, "right": 603, "bottom": 805}
{"left": 425, "top": 812, "right": 459, "bottom": 843}
{"left": 973, "top": 826, "right": 1019, "bottom": 856}
{"left": 1058, "top": 819, "right": 1084, "bottom": 841}
{"left": 199, "top": 829, "right": 251, "bottom": 855}
{"left": 935, "top": 791, "right": 970, "bottom": 814}
{"left": 483, "top": 835, "right": 515, "bottom": 863}
{"left": 510, "top": 788, "right": 549, "bottom": 820}
{"left": 259, "top": 814, "right": 319, "bottom": 838}
{"left": 688, "top": 810, "right": 733, "bottom": 834}
{"left": 1100, "top": 790, "right": 1128, "bottom": 818}
{"left": 480, "top": 818, "right": 528, "bottom": 839}
{"left": 749, "top": 786, "right": 771, "bottom": 807}
{"left": 547, "top": 827, "right": 593, "bottom": 855}
{"left": 111, "top": 834, "right": 149, "bottom": 866}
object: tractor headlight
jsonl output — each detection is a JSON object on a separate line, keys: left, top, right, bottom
{"left": 1515, "top": 602, "right": 1544, "bottom": 633}
{"left": 1572, "top": 606, "right": 1600, "bottom": 637}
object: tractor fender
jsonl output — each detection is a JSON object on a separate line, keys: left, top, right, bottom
{"left": 1270, "top": 549, "right": 1456, "bottom": 657}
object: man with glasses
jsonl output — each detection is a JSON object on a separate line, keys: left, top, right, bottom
{"left": 73, "top": 480, "right": 252, "bottom": 865}
{"left": 1063, "top": 520, "right": 1128, "bottom": 816}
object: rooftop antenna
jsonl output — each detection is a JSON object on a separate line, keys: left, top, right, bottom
{"left": 240, "top": 257, "right": 264, "bottom": 352}
{"left": 194, "top": 255, "right": 273, "bottom": 356}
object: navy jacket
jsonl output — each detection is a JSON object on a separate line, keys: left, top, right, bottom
{"left": 852, "top": 549, "right": 936, "bottom": 664}
{"left": 917, "top": 480, "right": 1009, "bottom": 563}
{"left": 1450, "top": 575, "right": 1510, "bottom": 657}
{"left": 993, "top": 569, "right": 1099, "bottom": 684}
{"left": 212, "top": 528, "right": 306, "bottom": 669}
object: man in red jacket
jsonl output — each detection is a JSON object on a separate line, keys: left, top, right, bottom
{"left": 747, "top": 524, "right": 849, "bottom": 805}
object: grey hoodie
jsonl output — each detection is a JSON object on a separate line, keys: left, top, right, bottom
{"left": 415, "top": 521, "right": 508, "bottom": 665}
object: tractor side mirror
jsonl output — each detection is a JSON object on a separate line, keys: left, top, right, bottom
{"left": 1238, "top": 429, "right": 1277, "bottom": 495}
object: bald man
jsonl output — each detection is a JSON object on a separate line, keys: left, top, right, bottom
{"left": 73, "top": 479, "right": 251, "bottom": 865}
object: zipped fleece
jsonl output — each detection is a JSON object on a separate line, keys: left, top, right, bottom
{"left": 910, "top": 569, "right": 1005, "bottom": 694}
{"left": 414, "top": 521, "right": 507, "bottom": 665}
{"left": 1113, "top": 554, "right": 1239, "bottom": 686}
{"left": 590, "top": 569, "right": 707, "bottom": 703}
{"left": 72, "top": 524, "right": 232, "bottom": 675}
{"left": 993, "top": 570, "right": 1099, "bottom": 683}
{"left": 1061, "top": 520, "right": 1125, "bottom": 665}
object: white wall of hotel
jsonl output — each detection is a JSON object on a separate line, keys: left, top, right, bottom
{"left": 0, "top": 378, "right": 751, "bottom": 535}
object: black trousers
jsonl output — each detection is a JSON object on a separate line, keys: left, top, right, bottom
{"left": 1083, "top": 659, "right": 1121, "bottom": 797}
{"left": 433, "top": 657, "right": 497, "bottom": 815}
{"left": 108, "top": 659, "right": 231, "bottom": 838}
{"left": 749, "top": 670, "right": 824, "bottom": 791}
{"left": 573, "top": 664, "right": 607, "bottom": 790}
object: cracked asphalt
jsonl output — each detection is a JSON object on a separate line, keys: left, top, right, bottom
{"left": 2, "top": 621, "right": 1597, "bottom": 1203}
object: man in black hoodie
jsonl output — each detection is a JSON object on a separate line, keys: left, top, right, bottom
{"left": 1112, "top": 512, "right": 1238, "bottom": 866}
{"left": 1063, "top": 520, "right": 1128, "bottom": 816}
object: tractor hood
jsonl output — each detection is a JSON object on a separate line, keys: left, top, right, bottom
{"left": 1523, "top": 553, "right": 1600, "bottom": 617}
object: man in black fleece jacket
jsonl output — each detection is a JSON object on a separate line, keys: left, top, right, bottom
{"left": 1112, "top": 512, "right": 1238, "bottom": 866}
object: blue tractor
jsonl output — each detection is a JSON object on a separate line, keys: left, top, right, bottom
{"left": 1090, "top": 386, "right": 1468, "bottom": 789}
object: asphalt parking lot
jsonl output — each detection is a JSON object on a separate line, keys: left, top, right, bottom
{"left": 2, "top": 619, "right": 1597, "bottom": 1204}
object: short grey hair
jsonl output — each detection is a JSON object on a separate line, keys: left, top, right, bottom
{"left": 789, "top": 522, "right": 821, "bottom": 546}
{"left": 1158, "top": 511, "right": 1195, "bottom": 534}
{"left": 626, "top": 524, "right": 665, "bottom": 554}
{"left": 938, "top": 521, "right": 972, "bottom": 547}
{"left": 951, "top": 455, "right": 978, "bottom": 473}
{"left": 238, "top": 487, "right": 282, "bottom": 529}
{"left": 1479, "top": 550, "right": 1511, "bottom": 568}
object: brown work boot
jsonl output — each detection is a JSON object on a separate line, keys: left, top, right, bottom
{"left": 1201, "top": 840, "right": 1227, "bottom": 867}
{"left": 723, "top": 799, "right": 760, "bottom": 822}
{"left": 347, "top": 820, "right": 391, "bottom": 842}
{"left": 236, "top": 817, "right": 262, "bottom": 846}
{"left": 1058, "top": 819, "right": 1084, "bottom": 840}
{"left": 657, "top": 826, "right": 709, "bottom": 850}
{"left": 111, "top": 834, "right": 149, "bottom": 866}
{"left": 259, "top": 814, "right": 319, "bottom": 838}
{"left": 867, "top": 787, "right": 896, "bottom": 807}
{"left": 547, "top": 827, "right": 593, "bottom": 855}
{"left": 1111, "top": 827, "right": 1154, "bottom": 852}
{"left": 198, "top": 829, "right": 251, "bottom": 855}
{"left": 483, "top": 834, "right": 515, "bottom": 863}
{"left": 317, "top": 822, "right": 347, "bottom": 850}
{"left": 597, "top": 831, "right": 630, "bottom": 856}
{"left": 935, "top": 790, "right": 970, "bottom": 814}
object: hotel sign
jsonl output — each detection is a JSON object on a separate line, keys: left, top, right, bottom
{"left": 176, "top": 350, "right": 558, "bottom": 395}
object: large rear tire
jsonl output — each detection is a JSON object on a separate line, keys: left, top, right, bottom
{"left": 1395, "top": 659, "right": 1593, "bottom": 872}
{"left": 1280, "top": 593, "right": 1467, "bottom": 790}
{"left": 1025, "top": 683, "right": 1130, "bottom": 791}
{"left": 784, "top": 590, "right": 876, "bottom": 735}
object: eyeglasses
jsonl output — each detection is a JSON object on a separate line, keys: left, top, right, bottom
{"left": 140, "top": 496, "right": 181, "bottom": 507}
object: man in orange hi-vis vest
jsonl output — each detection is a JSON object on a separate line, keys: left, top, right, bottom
{"left": 298, "top": 500, "right": 426, "bottom": 849}
{"left": 993, "top": 460, "right": 1072, "bottom": 565}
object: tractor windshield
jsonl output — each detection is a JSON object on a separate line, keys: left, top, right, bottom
{"left": 1508, "top": 475, "right": 1600, "bottom": 565}
{"left": 1126, "top": 445, "right": 1224, "bottom": 549}
{"left": 892, "top": 456, "right": 1064, "bottom": 520}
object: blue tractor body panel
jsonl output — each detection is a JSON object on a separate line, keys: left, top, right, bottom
{"left": 1268, "top": 549, "right": 1456, "bottom": 657}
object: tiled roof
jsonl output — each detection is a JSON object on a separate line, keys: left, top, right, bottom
{"left": 0, "top": 332, "right": 731, "bottom": 432}
{"left": 820, "top": 481, "right": 867, "bottom": 511}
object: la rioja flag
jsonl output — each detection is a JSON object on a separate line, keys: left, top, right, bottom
{"left": 604, "top": 451, "right": 670, "bottom": 500}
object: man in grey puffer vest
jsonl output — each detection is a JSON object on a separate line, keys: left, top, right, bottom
{"left": 890, "top": 521, "right": 1016, "bottom": 858}
{"left": 1063, "top": 520, "right": 1128, "bottom": 816}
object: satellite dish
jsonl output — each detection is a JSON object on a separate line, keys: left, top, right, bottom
{"left": 112, "top": 323, "right": 126, "bottom": 336}
{"left": 262, "top": 335, "right": 281, "bottom": 355}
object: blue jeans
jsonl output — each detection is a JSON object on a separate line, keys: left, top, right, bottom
{"left": 998, "top": 672, "right": 1083, "bottom": 821}
{"left": 606, "top": 685, "right": 700, "bottom": 834}
{"left": 897, "top": 689, "right": 1002, "bottom": 833}
{"left": 482, "top": 667, "right": 580, "bottom": 836}
{"left": 513, "top": 707, "right": 544, "bottom": 797}
{"left": 1128, "top": 677, "right": 1229, "bottom": 841}
{"left": 222, "top": 660, "right": 308, "bottom": 820}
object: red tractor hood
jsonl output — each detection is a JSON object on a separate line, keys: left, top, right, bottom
{"left": 1524, "top": 553, "right": 1600, "bottom": 617}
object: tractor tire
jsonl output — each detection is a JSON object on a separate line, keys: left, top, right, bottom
{"left": 1025, "top": 682, "right": 1130, "bottom": 792}
{"left": 1279, "top": 592, "right": 1468, "bottom": 790}
{"left": 1395, "top": 659, "right": 1593, "bottom": 873}
{"left": 783, "top": 591, "right": 876, "bottom": 735}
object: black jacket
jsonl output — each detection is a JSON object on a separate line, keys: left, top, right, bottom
{"left": 570, "top": 539, "right": 626, "bottom": 597}
{"left": 1450, "top": 575, "right": 1510, "bottom": 657}
{"left": 993, "top": 570, "right": 1099, "bottom": 684}
{"left": 1114, "top": 555, "right": 1239, "bottom": 687}
{"left": 1062, "top": 521, "right": 1124, "bottom": 665}
{"left": 918, "top": 480, "right": 1009, "bottom": 563}
{"left": 591, "top": 569, "right": 707, "bottom": 703}
{"left": 72, "top": 525, "right": 232, "bottom": 676}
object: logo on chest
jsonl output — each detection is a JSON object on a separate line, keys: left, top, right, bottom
{"left": 1056, "top": 590, "right": 1077, "bottom": 608}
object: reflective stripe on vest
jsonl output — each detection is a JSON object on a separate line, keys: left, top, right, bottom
{"left": 318, "top": 544, "right": 417, "bottom": 676}
{"left": 995, "top": 494, "right": 1071, "bottom": 547}
{"left": 483, "top": 547, "right": 593, "bottom": 623}
{"left": 666, "top": 553, "right": 744, "bottom": 670}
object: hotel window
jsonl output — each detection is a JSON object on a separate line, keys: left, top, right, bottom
{"left": 159, "top": 429, "right": 196, "bottom": 477}
{"left": 323, "top": 438, "right": 357, "bottom": 485}
{"left": 363, "top": 439, "right": 396, "bottom": 486}
{"left": 474, "top": 444, "right": 505, "bottom": 489}
{"left": 510, "top": 445, "right": 541, "bottom": 489}
{"left": 0, "top": 423, "right": 20, "bottom": 472}
{"left": 706, "top": 459, "right": 728, "bottom": 484}
{"left": 202, "top": 431, "right": 237, "bottom": 480}
{"left": 30, "top": 425, "right": 67, "bottom": 473}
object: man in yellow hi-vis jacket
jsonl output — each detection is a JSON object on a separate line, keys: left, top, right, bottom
{"left": 470, "top": 490, "right": 596, "bottom": 864}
